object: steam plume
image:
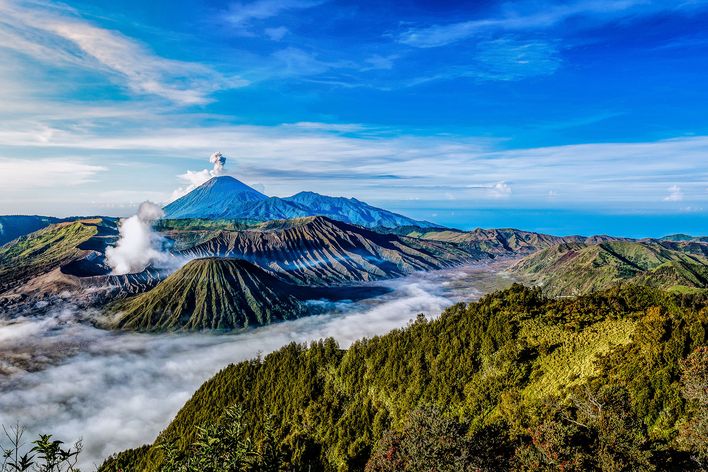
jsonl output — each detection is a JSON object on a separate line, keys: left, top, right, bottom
{"left": 105, "top": 201, "right": 169, "bottom": 275}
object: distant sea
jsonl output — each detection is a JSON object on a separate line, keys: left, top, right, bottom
{"left": 385, "top": 204, "right": 708, "bottom": 238}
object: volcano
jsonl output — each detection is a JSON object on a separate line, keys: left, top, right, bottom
{"left": 163, "top": 175, "right": 439, "bottom": 228}
{"left": 110, "top": 257, "right": 307, "bottom": 331}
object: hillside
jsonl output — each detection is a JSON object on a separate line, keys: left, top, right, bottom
{"left": 179, "top": 216, "right": 475, "bottom": 285}
{"left": 163, "top": 176, "right": 437, "bottom": 228}
{"left": 0, "top": 218, "right": 116, "bottom": 293}
{"left": 512, "top": 240, "right": 708, "bottom": 296}
{"left": 109, "top": 258, "right": 306, "bottom": 332}
{"left": 101, "top": 285, "right": 708, "bottom": 471}
{"left": 0, "top": 215, "right": 63, "bottom": 246}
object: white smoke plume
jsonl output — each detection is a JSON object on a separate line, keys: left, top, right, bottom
{"left": 105, "top": 201, "right": 170, "bottom": 275}
{"left": 170, "top": 152, "right": 228, "bottom": 201}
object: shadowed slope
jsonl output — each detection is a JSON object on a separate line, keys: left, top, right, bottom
{"left": 180, "top": 216, "right": 474, "bottom": 285}
{"left": 283, "top": 191, "right": 440, "bottom": 228}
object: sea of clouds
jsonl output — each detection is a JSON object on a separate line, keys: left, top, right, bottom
{"left": 0, "top": 264, "right": 510, "bottom": 469}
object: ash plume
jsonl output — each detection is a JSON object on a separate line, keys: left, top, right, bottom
{"left": 170, "top": 152, "right": 228, "bottom": 201}
{"left": 209, "top": 151, "right": 226, "bottom": 176}
{"left": 105, "top": 201, "right": 170, "bottom": 275}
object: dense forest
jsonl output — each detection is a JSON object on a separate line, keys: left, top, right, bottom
{"left": 99, "top": 284, "right": 707, "bottom": 471}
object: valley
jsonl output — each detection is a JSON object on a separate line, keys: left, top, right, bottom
{"left": 0, "top": 175, "right": 705, "bottom": 470}
{"left": 0, "top": 263, "right": 513, "bottom": 469}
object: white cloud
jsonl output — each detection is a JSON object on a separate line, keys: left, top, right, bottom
{"left": 489, "top": 181, "right": 512, "bottom": 198}
{"left": 663, "top": 184, "right": 684, "bottom": 202}
{"left": 170, "top": 169, "right": 212, "bottom": 201}
{"left": 467, "top": 181, "right": 513, "bottom": 199}
{"left": 0, "top": 0, "right": 247, "bottom": 104}
{"left": 0, "top": 157, "right": 106, "bottom": 190}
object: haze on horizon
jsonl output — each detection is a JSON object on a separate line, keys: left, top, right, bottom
{"left": 0, "top": 0, "right": 706, "bottom": 237}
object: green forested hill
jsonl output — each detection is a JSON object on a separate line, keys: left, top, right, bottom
{"left": 512, "top": 241, "right": 708, "bottom": 296}
{"left": 102, "top": 285, "right": 707, "bottom": 471}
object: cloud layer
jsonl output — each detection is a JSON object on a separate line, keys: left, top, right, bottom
{"left": 0, "top": 265, "right": 508, "bottom": 469}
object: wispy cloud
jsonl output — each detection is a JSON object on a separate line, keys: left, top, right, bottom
{"left": 474, "top": 38, "right": 561, "bottom": 80}
{"left": 0, "top": 157, "right": 106, "bottom": 190}
{"left": 0, "top": 0, "right": 247, "bottom": 104}
{"left": 398, "top": 0, "right": 702, "bottom": 48}
{"left": 467, "top": 181, "right": 513, "bottom": 199}
{"left": 0, "top": 116, "right": 706, "bottom": 213}
{"left": 225, "top": 0, "right": 326, "bottom": 33}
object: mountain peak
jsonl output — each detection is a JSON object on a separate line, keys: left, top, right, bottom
{"left": 202, "top": 175, "right": 266, "bottom": 196}
{"left": 163, "top": 175, "right": 268, "bottom": 219}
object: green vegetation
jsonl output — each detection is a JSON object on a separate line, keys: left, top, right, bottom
{"left": 101, "top": 284, "right": 707, "bottom": 471}
{"left": 513, "top": 241, "right": 708, "bottom": 296}
{"left": 109, "top": 258, "right": 306, "bottom": 332}
{"left": 1, "top": 425, "right": 82, "bottom": 472}
{"left": 0, "top": 220, "right": 106, "bottom": 292}
{"left": 156, "top": 219, "right": 260, "bottom": 232}
{"left": 385, "top": 226, "right": 583, "bottom": 256}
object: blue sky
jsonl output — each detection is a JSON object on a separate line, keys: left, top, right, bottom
{"left": 0, "top": 0, "right": 706, "bottom": 236}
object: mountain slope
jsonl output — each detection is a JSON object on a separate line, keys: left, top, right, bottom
{"left": 283, "top": 191, "right": 440, "bottom": 228}
{"left": 163, "top": 176, "right": 437, "bottom": 228}
{"left": 512, "top": 240, "right": 708, "bottom": 296}
{"left": 0, "top": 219, "right": 116, "bottom": 293}
{"left": 101, "top": 285, "right": 707, "bottom": 471}
{"left": 389, "top": 226, "right": 620, "bottom": 256}
{"left": 110, "top": 258, "right": 306, "bottom": 332}
{"left": 179, "top": 216, "right": 474, "bottom": 285}
{"left": 164, "top": 176, "right": 270, "bottom": 219}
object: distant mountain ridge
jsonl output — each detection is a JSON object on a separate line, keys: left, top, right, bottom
{"left": 387, "top": 225, "right": 627, "bottom": 256}
{"left": 0, "top": 215, "right": 62, "bottom": 246}
{"left": 163, "top": 176, "right": 439, "bottom": 228}
{"left": 512, "top": 240, "right": 708, "bottom": 296}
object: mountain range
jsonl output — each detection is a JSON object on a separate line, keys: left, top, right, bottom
{"left": 163, "top": 176, "right": 440, "bottom": 228}
{"left": 1, "top": 175, "right": 706, "bottom": 332}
